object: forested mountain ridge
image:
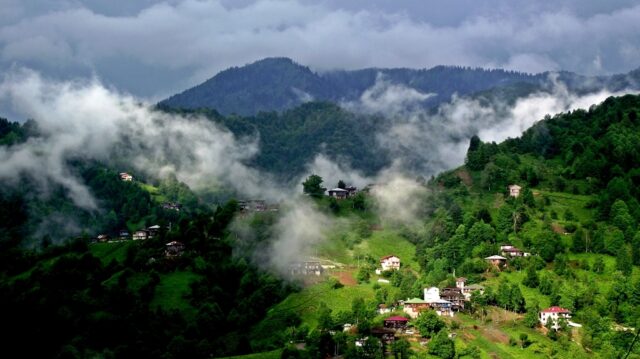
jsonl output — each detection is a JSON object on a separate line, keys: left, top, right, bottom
{"left": 163, "top": 102, "right": 389, "bottom": 179}
{"left": 159, "top": 57, "right": 640, "bottom": 116}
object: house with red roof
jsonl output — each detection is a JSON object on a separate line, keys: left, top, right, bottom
{"left": 383, "top": 316, "right": 409, "bottom": 329}
{"left": 539, "top": 306, "right": 571, "bottom": 330}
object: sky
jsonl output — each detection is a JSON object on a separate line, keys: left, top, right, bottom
{"left": 1, "top": 0, "right": 639, "bottom": 102}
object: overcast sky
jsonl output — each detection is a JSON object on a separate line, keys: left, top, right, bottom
{"left": 1, "top": 0, "right": 639, "bottom": 101}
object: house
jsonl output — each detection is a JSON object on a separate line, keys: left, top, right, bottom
{"left": 371, "top": 327, "right": 396, "bottom": 345}
{"left": 132, "top": 230, "right": 148, "bottom": 240}
{"left": 161, "top": 202, "right": 182, "bottom": 211}
{"left": 289, "top": 261, "right": 323, "bottom": 276}
{"left": 454, "top": 277, "right": 485, "bottom": 300}
{"left": 462, "top": 284, "right": 485, "bottom": 300}
{"left": 165, "top": 241, "right": 185, "bottom": 258}
{"left": 440, "top": 287, "right": 466, "bottom": 310}
{"left": 119, "top": 172, "right": 133, "bottom": 181}
{"left": 239, "top": 200, "right": 267, "bottom": 212}
{"left": 97, "top": 234, "right": 110, "bottom": 242}
{"left": 508, "top": 184, "right": 522, "bottom": 198}
{"left": 147, "top": 225, "right": 161, "bottom": 238}
{"left": 485, "top": 255, "right": 507, "bottom": 267}
{"left": 539, "top": 306, "right": 572, "bottom": 330}
{"left": 501, "top": 246, "right": 524, "bottom": 257}
{"left": 423, "top": 287, "right": 454, "bottom": 317}
{"left": 118, "top": 230, "right": 129, "bottom": 240}
{"left": 346, "top": 186, "right": 358, "bottom": 196}
{"left": 378, "top": 304, "right": 392, "bottom": 314}
{"left": 383, "top": 316, "right": 409, "bottom": 329}
{"left": 328, "top": 188, "right": 349, "bottom": 199}
{"left": 403, "top": 298, "right": 429, "bottom": 318}
{"left": 380, "top": 255, "right": 401, "bottom": 271}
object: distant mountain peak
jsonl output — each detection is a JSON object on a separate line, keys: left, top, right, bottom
{"left": 160, "top": 58, "right": 638, "bottom": 116}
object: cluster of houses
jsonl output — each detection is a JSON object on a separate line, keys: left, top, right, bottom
{"left": 94, "top": 225, "right": 184, "bottom": 258}
{"left": 289, "top": 261, "right": 324, "bottom": 276}
{"left": 485, "top": 244, "right": 532, "bottom": 268}
{"left": 402, "top": 278, "right": 485, "bottom": 318}
{"left": 347, "top": 316, "right": 411, "bottom": 348}
{"left": 96, "top": 225, "right": 161, "bottom": 243}
{"left": 238, "top": 200, "right": 279, "bottom": 214}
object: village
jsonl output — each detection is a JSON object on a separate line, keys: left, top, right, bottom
{"left": 109, "top": 171, "right": 585, "bottom": 355}
{"left": 287, "top": 248, "right": 577, "bottom": 352}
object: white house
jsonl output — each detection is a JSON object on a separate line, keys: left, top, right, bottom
{"left": 380, "top": 255, "right": 401, "bottom": 271}
{"left": 328, "top": 188, "right": 349, "bottom": 199}
{"left": 539, "top": 306, "right": 571, "bottom": 330}
{"left": 119, "top": 172, "right": 133, "bottom": 181}
{"left": 508, "top": 184, "right": 522, "bottom": 198}
{"left": 132, "top": 230, "right": 148, "bottom": 240}
{"left": 423, "top": 287, "right": 454, "bottom": 317}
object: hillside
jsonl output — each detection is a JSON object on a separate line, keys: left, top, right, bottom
{"left": 3, "top": 94, "right": 640, "bottom": 358}
{"left": 159, "top": 58, "right": 640, "bottom": 116}
{"left": 247, "top": 94, "right": 640, "bottom": 358}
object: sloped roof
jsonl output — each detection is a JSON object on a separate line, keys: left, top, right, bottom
{"left": 381, "top": 255, "right": 399, "bottom": 261}
{"left": 465, "top": 284, "right": 485, "bottom": 290}
{"left": 384, "top": 316, "right": 409, "bottom": 322}
{"left": 485, "top": 255, "right": 507, "bottom": 260}
{"left": 328, "top": 188, "right": 348, "bottom": 192}
{"left": 404, "top": 297, "right": 427, "bottom": 304}
{"left": 541, "top": 306, "right": 570, "bottom": 313}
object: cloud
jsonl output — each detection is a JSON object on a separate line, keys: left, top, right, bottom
{"left": 266, "top": 200, "right": 333, "bottom": 276}
{"left": 369, "top": 174, "right": 429, "bottom": 226}
{"left": 342, "top": 73, "right": 435, "bottom": 114}
{"left": 300, "top": 154, "right": 370, "bottom": 190}
{"left": 362, "top": 74, "right": 638, "bottom": 177}
{"left": 1, "top": 1, "right": 639, "bottom": 99}
{"left": 0, "top": 68, "right": 287, "bottom": 209}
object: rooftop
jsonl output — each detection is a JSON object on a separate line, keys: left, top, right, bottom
{"left": 384, "top": 316, "right": 409, "bottom": 322}
{"left": 541, "top": 306, "right": 571, "bottom": 313}
{"left": 404, "top": 297, "right": 427, "bottom": 304}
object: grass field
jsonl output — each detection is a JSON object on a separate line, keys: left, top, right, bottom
{"left": 452, "top": 310, "right": 588, "bottom": 359}
{"left": 354, "top": 230, "right": 418, "bottom": 270}
{"left": 138, "top": 182, "right": 167, "bottom": 203}
{"left": 217, "top": 349, "right": 282, "bottom": 359}
{"left": 151, "top": 271, "right": 200, "bottom": 316}
{"left": 89, "top": 241, "right": 135, "bottom": 264}
{"left": 269, "top": 280, "right": 377, "bottom": 328}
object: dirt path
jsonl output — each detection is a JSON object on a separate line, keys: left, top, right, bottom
{"left": 333, "top": 270, "right": 357, "bottom": 286}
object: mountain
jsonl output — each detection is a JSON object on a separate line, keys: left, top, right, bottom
{"left": 160, "top": 58, "right": 640, "bottom": 116}
{"left": 159, "top": 57, "right": 546, "bottom": 115}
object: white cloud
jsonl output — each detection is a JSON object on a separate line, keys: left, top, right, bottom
{"left": 0, "top": 68, "right": 287, "bottom": 208}
{"left": 1, "top": 1, "right": 639, "bottom": 98}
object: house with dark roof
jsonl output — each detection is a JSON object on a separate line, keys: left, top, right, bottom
{"left": 165, "top": 241, "right": 185, "bottom": 258}
{"left": 403, "top": 298, "right": 429, "bottom": 318}
{"left": 328, "top": 188, "right": 349, "bottom": 199}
